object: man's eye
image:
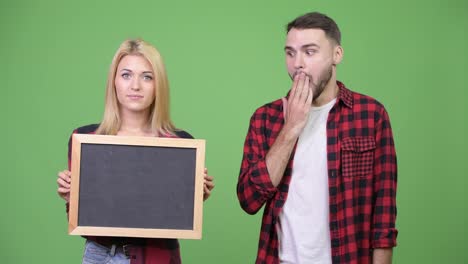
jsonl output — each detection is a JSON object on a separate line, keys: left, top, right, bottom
{"left": 286, "top": 51, "right": 295, "bottom": 57}
{"left": 306, "top": 50, "right": 316, "bottom": 55}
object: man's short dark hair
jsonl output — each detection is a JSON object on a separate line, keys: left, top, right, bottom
{"left": 286, "top": 12, "right": 341, "bottom": 45}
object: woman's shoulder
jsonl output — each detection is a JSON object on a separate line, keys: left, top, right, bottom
{"left": 71, "top": 125, "right": 194, "bottom": 138}
{"left": 74, "top": 124, "right": 100, "bottom": 134}
{"left": 174, "top": 129, "right": 194, "bottom": 139}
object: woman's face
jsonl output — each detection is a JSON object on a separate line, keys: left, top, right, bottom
{"left": 115, "top": 55, "right": 156, "bottom": 115}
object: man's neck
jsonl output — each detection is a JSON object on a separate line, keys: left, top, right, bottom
{"left": 312, "top": 79, "right": 339, "bottom": 107}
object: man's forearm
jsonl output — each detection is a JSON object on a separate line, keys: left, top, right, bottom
{"left": 373, "top": 248, "right": 393, "bottom": 264}
{"left": 265, "top": 128, "right": 298, "bottom": 187}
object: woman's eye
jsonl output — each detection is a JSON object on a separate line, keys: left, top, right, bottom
{"left": 143, "top": 75, "right": 153, "bottom": 81}
{"left": 122, "top": 73, "right": 131, "bottom": 79}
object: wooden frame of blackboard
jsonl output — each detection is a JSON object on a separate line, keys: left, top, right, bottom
{"left": 68, "top": 134, "right": 205, "bottom": 239}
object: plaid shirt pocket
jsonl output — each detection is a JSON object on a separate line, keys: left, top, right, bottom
{"left": 341, "top": 136, "right": 376, "bottom": 178}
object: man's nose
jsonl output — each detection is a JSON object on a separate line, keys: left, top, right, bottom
{"left": 294, "top": 54, "right": 305, "bottom": 70}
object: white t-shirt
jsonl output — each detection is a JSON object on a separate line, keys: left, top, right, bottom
{"left": 277, "top": 98, "right": 336, "bottom": 264}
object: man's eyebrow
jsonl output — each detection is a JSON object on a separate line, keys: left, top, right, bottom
{"left": 301, "top": 43, "right": 320, "bottom": 49}
{"left": 284, "top": 43, "right": 320, "bottom": 51}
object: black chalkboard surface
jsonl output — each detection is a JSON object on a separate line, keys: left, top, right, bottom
{"left": 68, "top": 134, "right": 205, "bottom": 239}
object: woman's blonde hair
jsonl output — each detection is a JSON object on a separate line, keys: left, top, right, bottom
{"left": 96, "top": 39, "right": 176, "bottom": 136}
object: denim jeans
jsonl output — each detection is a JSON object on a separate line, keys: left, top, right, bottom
{"left": 82, "top": 240, "right": 130, "bottom": 264}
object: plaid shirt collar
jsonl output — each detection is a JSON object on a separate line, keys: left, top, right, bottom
{"left": 336, "top": 81, "right": 353, "bottom": 109}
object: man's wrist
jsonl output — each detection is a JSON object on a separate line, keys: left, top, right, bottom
{"left": 279, "top": 124, "right": 300, "bottom": 143}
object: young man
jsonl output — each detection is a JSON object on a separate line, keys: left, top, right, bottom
{"left": 237, "top": 12, "right": 397, "bottom": 264}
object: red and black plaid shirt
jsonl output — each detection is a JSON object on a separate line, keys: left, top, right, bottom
{"left": 237, "top": 82, "right": 398, "bottom": 264}
{"left": 65, "top": 124, "right": 193, "bottom": 264}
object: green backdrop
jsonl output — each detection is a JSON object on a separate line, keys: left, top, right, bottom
{"left": 1, "top": 0, "right": 467, "bottom": 263}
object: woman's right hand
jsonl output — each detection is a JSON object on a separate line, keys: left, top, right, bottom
{"left": 57, "top": 170, "right": 71, "bottom": 202}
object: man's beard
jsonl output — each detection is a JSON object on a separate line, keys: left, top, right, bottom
{"left": 291, "top": 66, "right": 333, "bottom": 101}
{"left": 312, "top": 66, "right": 333, "bottom": 101}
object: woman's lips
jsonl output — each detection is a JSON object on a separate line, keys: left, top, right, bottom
{"left": 127, "top": 94, "right": 143, "bottom": 100}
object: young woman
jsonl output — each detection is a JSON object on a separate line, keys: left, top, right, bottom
{"left": 56, "top": 39, "right": 214, "bottom": 264}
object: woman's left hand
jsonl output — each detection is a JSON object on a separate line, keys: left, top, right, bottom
{"left": 203, "top": 168, "right": 214, "bottom": 201}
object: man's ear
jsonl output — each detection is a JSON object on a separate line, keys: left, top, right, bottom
{"left": 333, "top": 45, "right": 343, "bottom": 66}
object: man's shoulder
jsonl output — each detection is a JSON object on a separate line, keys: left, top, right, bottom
{"left": 74, "top": 124, "right": 100, "bottom": 134}
{"left": 251, "top": 98, "right": 283, "bottom": 117}
{"left": 349, "top": 89, "right": 387, "bottom": 113}
{"left": 345, "top": 87, "right": 392, "bottom": 125}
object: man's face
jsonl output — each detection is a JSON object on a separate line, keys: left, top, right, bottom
{"left": 285, "top": 28, "right": 339, "bottom": 100}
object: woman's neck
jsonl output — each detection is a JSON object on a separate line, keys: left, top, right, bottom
{"left": 117, "top": 110, "right": 155, "bottom": 137}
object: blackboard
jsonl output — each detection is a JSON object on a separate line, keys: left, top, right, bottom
{"left": 68, "top": 134, "right": 205, "bottom": 239}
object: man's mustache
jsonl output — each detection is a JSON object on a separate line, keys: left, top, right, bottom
{"left": 292, "top": 71, "right": 313, "bottom": 80}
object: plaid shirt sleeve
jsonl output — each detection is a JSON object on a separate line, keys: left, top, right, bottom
{"left": 371, "top": 106, "right": 398, "bottom": 248}
{"left": 237, "top": 107, "right": 278, "bottom": 215}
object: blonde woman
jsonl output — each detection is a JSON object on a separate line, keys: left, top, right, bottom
{"left": 56, "top": 39, "right": 214, "bottom": 264}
